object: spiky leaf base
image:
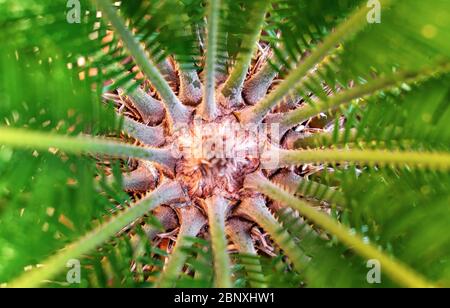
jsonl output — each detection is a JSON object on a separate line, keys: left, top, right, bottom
{"left": 107, "top": 50, "right": 328, "bottom": 284}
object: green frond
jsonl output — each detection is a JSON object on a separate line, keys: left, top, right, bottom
{"left": 291, "top": 1, "right": 450, "bottom": 119}
{"left": 233, "top": 254, "right": 267, "bottom": 288}
{"left": 272, "top": 170, "right": 345, "bottom": 206}
{"left": 0, "top": 11, "right": 124, "bottom": 284}
{"left": 272, "top": 148, "right": 450, "bottom": 172}
{"left": 176, "top": 237, "right": 214, "bottom": 288}
{"left": 219, "top": 0, "right": 270, "bottom": 66}
{"left": 199, "top": 0, "right": 221, "bottom": 120}
{"left": 156, "top": 206, "right": 206, "bottom": 287}
{"left": 62, "top": 221, "right": 166, "bottom": 288}
{"left": 238, "top": 0, "right": 391, "bottom": 124}
{"left": 221, "top": 0, "right": 270, "bottom": 105}
{"left": 236, "top": 197, "right": 310, "bottom": 273}
{"left": 343, "top": 76, "right": 450, "bottom": 152}
{"left": 8, "top": 181, "right": 185, "bottom": 288}
{"left": 266, "top": 0, "right": 365, "bottom": 71}
{"left": 0, "top": 127, "right": 177, "bottom": 170}
{"left": 296, "top": 178, "right": 345, "bottom": 207}
{"left": 95, "top": 0, "right": 204, "bottom": 93}
{"left": 279, "top": 63, "right": 450, "bottom": 133}
{"left": 292, "top": 75, "right": 450, "bottom": 155}
{"left": 156, "top": 235, "right": 196, "bottom": 288}
{"left": 92, "top": 0, "right": 191, "bottom": 127}
{"left": 245, "top": 172, "right": 435, "bottom": 288}
{"left": 120, "top": 0, "right": 203, "bottom": 69}
{"left": 260, "top": 256, "right": 303, "bottom": 288}
{"left": 276, "top": 209, "right": 369, "bottom": 288}
{"left": 226, "top": 218, "right": 267, "bottom": 288}
{"left": 0, "top": 1, "right": 101, "bottom": 64}
{"left": 339, "top": 0, "right": 450, "bottom": 81}
{"left": 337, "top": 169, "right": 450, "bottom": 286}
{"left": 205, "top": 196, "right": 232, "bottom": 288}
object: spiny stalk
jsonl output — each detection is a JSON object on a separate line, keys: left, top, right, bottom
{"left": 235, "top": 196, "right": 310, "bottom": 272}
{"left": 243, "top": 51, "right": 279, "bottom": 106}
{"left": 0, "top": 126, "right": 177, "bottom": 171}
{"left": 291, "top": 127, "right": 411, "bottom": 149}
{"left": 269, "top": 148, "right": 450, "bottom": 171}
{"left": 199, "top": 0, "right": 221, "bottom": 120}
{"left": 178, "top": 68, "right": 203, "bottom": 106}
{"left": 93, "top": 0, "right": 191, "bottom": 128}
{"left": 156, "top": 58, "right": 179, "bottom": 90}
{"left": 244, "top": 172, "right": 435, "bottom": 288}
{"left": 146, "top": 206, "right": 179, "bottom": 240}
{"left": 272, "top": 170, "right": 345, "bottom": 206}
{"left": 108, "top": 160, "right": 159, "bottom": 193}
{"left": 125, "top": 87, "right": 166, "bottom": 126}
{"left": 237, "top": 0, "right": 393, "bottom": 125}
{"left": 156, "top": 206, "right": 206, "bottom": 287}
{"left": 226, "top": 219, "right": 268, "bottom": 288}
{"left": 278, "top": 62, "right": 450, "bottom": 135}
{"left": 8, "top": 181, "right": 186, "bottom": 288}
{"left": 220, "top": 0, "right": 270, "bottom": 107}
{"left": 292, "top": 128, "right": 358, "bottom": 149}
{"left": 122, "top": 116, "right": 165, "bottom": 147}
{"left": 205, "top": 195, "right": 233, "bottom": 288}
{"left": 243, "top": 43, "right": 303, "bottom": 108}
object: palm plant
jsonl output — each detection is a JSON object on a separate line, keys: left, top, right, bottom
{"left": 0, "top": 0, "right": 449, "bottom": 288}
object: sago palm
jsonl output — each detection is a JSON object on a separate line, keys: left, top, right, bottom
{"left": 0, "top": 0, "right": 449, "bottom": 288}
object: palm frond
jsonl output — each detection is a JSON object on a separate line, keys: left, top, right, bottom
{"left": 156, "top": 206, "right": 206, "bottom": 287}
{"left": 270, "top": 148, "right": 450, "bottom": 172}
{"left": 8, "top": 181, "right": 185, "bottom": 287}
{"left": 93, "top": 0, "right": 191, "bottom": 127}
{"left": 205, "top": 196, "right": 232, "bottom": 287}
{"left": 338, "top": 169, "right": 450, "bottom": 286}
{"left": 0, "top": 127, "right": 177, "bottom": 170}
{"left": 235, "top": 196, "right": 310, "bottom": 273}
{"left": 220, "top": 0, "right": 270, "bottom": 107}
{"left": 277, "top": 63, "right": 450, "bottom": 135}
{"left": 307, "top": 76, "right": 450, "bottom": 152}
{"left": 238, "top": 0, "right": 387, "bottom": 124}
{"left": 245, "top": 172, "right": 434, "bottom": 288}
{"left": 198, "top": 0, "right": 221, "bottom": 120}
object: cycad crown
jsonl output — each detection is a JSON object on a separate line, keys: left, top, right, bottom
{"left": 0, "top": 0, "right": 449, "bottom": 288}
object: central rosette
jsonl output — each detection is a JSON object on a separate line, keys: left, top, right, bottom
{"left": 171, "top": 115, "right": 276, "bottom": 199}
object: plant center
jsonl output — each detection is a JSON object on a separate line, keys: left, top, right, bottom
{"left": 173, "top": 115, "right": 266, "bottom": 199}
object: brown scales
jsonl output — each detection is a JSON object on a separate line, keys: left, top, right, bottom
{"left": 103, "top": 48, "right": 334, "bottom": 272}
